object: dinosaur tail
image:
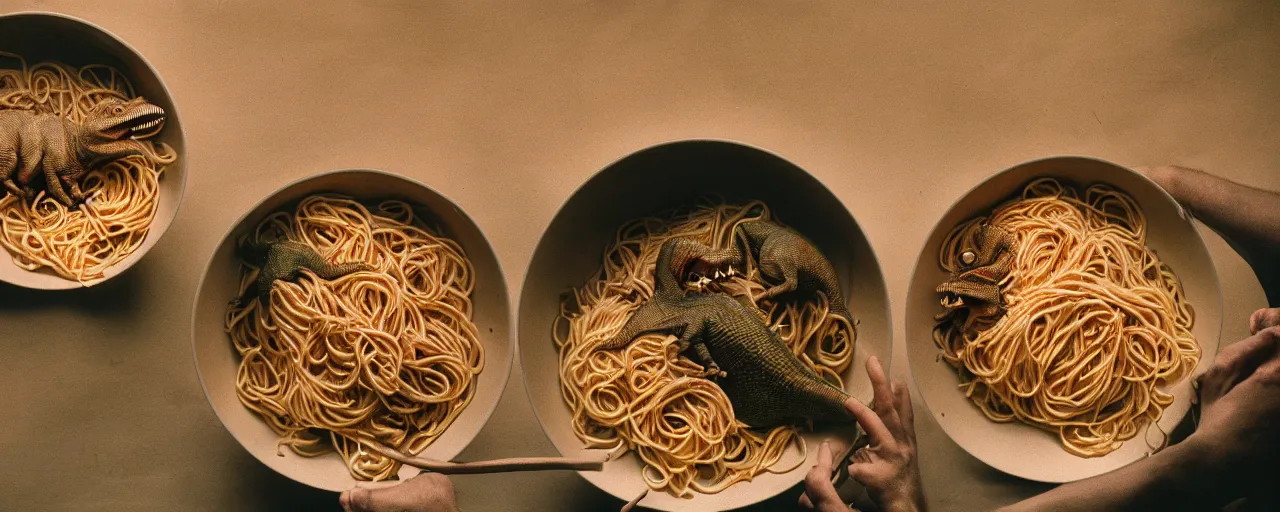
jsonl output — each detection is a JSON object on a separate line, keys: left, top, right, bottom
{"left": 807, "top": 379, "right": 856, "bottom": 423}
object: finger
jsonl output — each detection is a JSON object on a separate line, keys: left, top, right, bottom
{"left": 339, "top": 490, "right": 355, "bottom": 512}
{"left": 816, "top": 441, "right": 833, "bottom": 473}
{"left": 849, "top": 460, "right": 875, "bottom": 486}
{"left": 803, "top": 442, "right": 844, "bottom": 510}
{"left": 799, "top": 492, "right": 815, "bottom": 510}
{"left": 1251, "top": 307, "right": 1280, "bottom": 335}
{"left": 1203, "top": 327, "right": 1280, "bottom": 404}
{"left": 866, "top": 356, "right": 902, "bottom": 432}
{"left": 845, "top": 396, "right": 893, "bottom": 447}
{"left": 894, "top": 379, "right": 916, "bottom": 441}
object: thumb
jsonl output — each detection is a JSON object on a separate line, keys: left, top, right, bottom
{"left": 802, "top": 442, "right": 843, "bottom": 508}
{"left": 341, "top": 481, "right": 428, "bottom": 512}
{"left": 815, "top": 440, "right": 834, "bottom": 473}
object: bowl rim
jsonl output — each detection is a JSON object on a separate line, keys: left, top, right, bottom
{"left": 0, "top": 10, "right": 190, "bottom": 290}
{"left": 516, "top": 137, "right": 895, "bottom": 509}
{"left": 904, "top": 154, "right": 1224, "bottom": 483}
{"left": 189, "top": 167, "right": 514, "bottom": 492}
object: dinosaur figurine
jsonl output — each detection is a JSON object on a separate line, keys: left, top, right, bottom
{"left": 232, "top": 238, "right": 374, "bottom": 308}
{"left": 688, "top": 210, "right": 853, "bottom": 324}
{"left": 934, "top": 223, "right": 1017, "bottom": 330}
{"left": 596, "top": 237, "right": 855, "bottom": 428}
{"left": 0, "top": 97, "right": 167, "bottom": 207}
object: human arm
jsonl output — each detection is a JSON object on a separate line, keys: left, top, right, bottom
{"left": 1000, "top": 327, "right": 1280, "bottom": 512}
{"left": 1141, "top": 165, "right": 1280, "bottom": 306}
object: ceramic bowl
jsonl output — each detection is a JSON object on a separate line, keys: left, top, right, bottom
{"left": 0, "top": 12, "right": 187, "bottom": 289}
{"left": 191, "top": 169, "right": 512, "bottom": 491}
{"left": 904, "top": 156, "right": 1223, "bottom": 483}
{"left": 518, "top": 140, "right": 892, "bottom": 511}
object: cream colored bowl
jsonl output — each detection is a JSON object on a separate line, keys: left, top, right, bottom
{"left": 518, "top": 140, "right": 892, "bottom": 511}
{"left": 0, "top": 12, "right": 187, "bottom": 289}
{"left": 191, "top": 169, "right": 512, "bottom": 492}
{"left": 905, "top": 156, "right": 1223, "bottom": 483}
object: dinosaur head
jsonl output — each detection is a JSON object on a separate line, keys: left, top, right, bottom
{"left": 935, "top": 223, "right": 1017, "bottom": 326}
{"left": 655, "top": 238, "right": 740, "bottom": 295}
{"left": 83, "top": 97, "right": 166, "bottom": 141}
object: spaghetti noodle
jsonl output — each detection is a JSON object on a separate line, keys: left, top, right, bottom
{"left": 933, "top": 178, "right": 1198, "bottom": 457}
{"left": 555, "top": 201, "right": 855, "bottom": 497}
{"left": 224, "top": 195, "right": 484, "bottom": 481}
{"left": 0, "top": 52, "right": 174, "bottom": 283}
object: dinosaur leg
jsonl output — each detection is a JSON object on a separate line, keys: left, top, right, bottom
{"left": 60, "top": 169, "right": 85, "bottom": 205}
{"left": 598, "top": 304, "right": 688, "bottom": 351}
{"left": 43, "top": 162, "right": 75, "bottom": 207}
{"left": 758, "top": 259, "right": 799, "bottom": 301}
{"left": 230, "top": 278, "right": 259, "bottom": 308}
{"left": 0, "top": 149, "right": 19, "bottom": 198}
{"left": 688, "top": 341, "right": 725, "bottom": 378}
{"left": 14, "top": 147, "right": 40, "bottom": 198}
{"left": 256, "top": 274, "right": 276, "bottom": 310}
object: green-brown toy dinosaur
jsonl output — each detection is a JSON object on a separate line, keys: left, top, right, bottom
{"left": 232, "top": 238, "right": 373, "bottom": 308}
{"left": 935, "top": 223, "right": 1017, "bottom": 330}
{"left": 0, "top": 97, "right": 167, "bottom": 207}
{"left": 688, "top": 209, "right": 853, "bottom": 324}
{"left": 596, "top": 237, "right": 855, "bottom": 428}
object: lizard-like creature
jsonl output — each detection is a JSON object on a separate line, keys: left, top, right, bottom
{"left": 595, "top": 237, "right": 855, "bottom": 428}
{"left": 691, "top": 210, "right": 854, "bottom": 324}
{"left": 934, "top": 223, "right": 1017, "bottom": 330}
{"left": 0, "top": 97, "right": 167, "bottom": 207}
{"left": 232, "top": 238, "right": 374, "bottom": 308}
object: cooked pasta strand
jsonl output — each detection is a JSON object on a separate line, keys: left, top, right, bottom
{"left": 555, "top": 201, "right": 854, "bottom": 497}
{"left": 225, "top": 195, "right": 484, "bottom": 481}
{"left": 934, "top": 178, "right": 1198, "bottom": 458}
{"left": 0, "top": 52, "right": 173, "bottom": 283}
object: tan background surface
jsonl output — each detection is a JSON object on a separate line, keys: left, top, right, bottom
{"left": 0, "top": 1, "right": 1276, "bottom": 511}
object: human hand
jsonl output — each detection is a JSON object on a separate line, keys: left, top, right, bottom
{"left": 1188, "top": 327, "right": 1280, "bottom": 494}
{"left": 800, "top": 356, "right": 925, "bottom": 512}
{"left": 339, "top": 473, "right": 459, "bottom": 512}
{"left": 1250, "top": 307, "right": 1280, "bottom": 334}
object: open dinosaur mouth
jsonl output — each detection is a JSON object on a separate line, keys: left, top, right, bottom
{"left": 123, "top": 111, "right": 166, "bottom": 138}
{"left": 681, "top": 259, "right": 738, "bottom": 289}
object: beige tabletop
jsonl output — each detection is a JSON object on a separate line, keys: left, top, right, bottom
{"left": 1, "top": 1, "right": 1277, "bottom": 511}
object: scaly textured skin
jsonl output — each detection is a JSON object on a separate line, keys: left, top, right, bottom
{"left": 695, "top": 214, "right": 853, "bottom": 323}
{"left": 0, "top": 97, "right": 166, "bottom": 207}
{"left": 232, "top": 238, "right": 373, "bottom": 308}
{"left": 596, "top": 237, "right": 854, "bottom": 428}
{"left": 935, "top": 223, "right": 1017, "bottom": 329}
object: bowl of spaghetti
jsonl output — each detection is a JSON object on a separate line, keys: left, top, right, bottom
{"left": 905, "top": 156, "right": 1222, "bottom": 483}
{"left": 519, "top": 140, "right": 892, "bottom": 511}
{"left": 0, "top": 12, "right": 185, "bottom": 289}
{"left": 191, "top": 169, "right": 512, "bottom": 491}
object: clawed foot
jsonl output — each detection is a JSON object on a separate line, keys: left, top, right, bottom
{"left": 696, "top": 366, "right": 728, "bottom": 379}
